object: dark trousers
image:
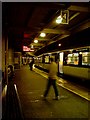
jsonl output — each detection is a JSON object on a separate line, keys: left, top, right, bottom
{"left": 44, "top": 78, "right": 59, "bottom": 97}
{"left": 29, "top": 65, "right": 33, "bottom": 71}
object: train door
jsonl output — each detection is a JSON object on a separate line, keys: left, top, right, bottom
{"left": 59, "top": 52, "right": 64, "bottom": 74}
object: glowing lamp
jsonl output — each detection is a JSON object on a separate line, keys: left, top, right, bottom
{"left": 40, "top": 33, "right": 46, "bottom": 37}
{"left": 34, "top": 39, "right": 38, "bottom": 43}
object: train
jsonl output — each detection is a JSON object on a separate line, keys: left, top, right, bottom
{"left": 34, "top": 46, "right": 90, "bottom": 81}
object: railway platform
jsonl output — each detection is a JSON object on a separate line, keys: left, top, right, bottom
{"left": 2, "top": 65, "right": 90, "bottom": 119}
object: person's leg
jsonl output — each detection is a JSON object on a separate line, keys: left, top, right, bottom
{"left": 30, "top": 65, "right": 32, "bottom": 70}
{"left": 52, "top": 80, "right": 59, "bottom": 98}
{"left": 44, "top": 79, "right": 51, "bottom": 97}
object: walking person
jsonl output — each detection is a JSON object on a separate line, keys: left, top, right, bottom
{"left": 43, "top": 57, "right": 60, "bottom": 100}
{"left": 29, "top": 58, "right": 34, "bottom": 71}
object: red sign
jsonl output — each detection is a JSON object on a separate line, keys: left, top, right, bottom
{"left": 23, "top": 46, "right": 34, "bottom": 52}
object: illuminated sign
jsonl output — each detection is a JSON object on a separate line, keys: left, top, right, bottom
{"left": 24, "top": 33, "right": 31, "bottom": 38}
{"left": 56, "top": 10, "right": 69, "bottom": 24}
{"left": 23, "top": 46, "right": 34, "bottom": 52}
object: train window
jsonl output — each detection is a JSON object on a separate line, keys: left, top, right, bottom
{"left": 82, "top": 52, "right": 90, "bottom": 66}
{"left": 73, "top": 53, "right": 79, "bottom": 65}
{"left": 67, "top": 53, "right": 79, "bottom": 65}
{"left": 45, "top": 56, "right": 49, "bottom": 63}
{"left": 38, "top": 57, "right": 42, "bottom": 63}
{"left": 50, "top": 55, "right": 55, "bottom": 62}
{"left": 67, "top": 54, "right": 73, "bottom": 64}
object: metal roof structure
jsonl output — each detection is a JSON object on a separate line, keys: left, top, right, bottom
{"left": 2, "top": 2, "right": 90, "bottom": 56}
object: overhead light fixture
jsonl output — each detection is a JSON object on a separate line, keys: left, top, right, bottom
{"left": 40, "top": 33, "right": 46, "bottom": 37}
{"left": 34, "top": 39, "right": 38, "bottom": 43}
{"left": 79, "top": 52, "right": 82, "bottom": 55}
{"left": 56, "top": 15, "right": 63, "bottom": 24}
{"left": 58, "top": 44, "right": 61, "bottom": 46}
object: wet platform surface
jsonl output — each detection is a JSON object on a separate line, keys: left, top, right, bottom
{"left": 11, "top": 65, "right": 90, "bottom": 119}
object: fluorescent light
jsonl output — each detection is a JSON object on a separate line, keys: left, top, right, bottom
{"left": 34, "top": 39, "right": 38, "bottom": 43}
{"left": 58, "top": 44, "right": 61, "bottom": 46}
{"left": 56, "top": 15, "right": 63, "bottom": 24}
{"left": 40, "top": 33, "right": 46, "bottom": 37}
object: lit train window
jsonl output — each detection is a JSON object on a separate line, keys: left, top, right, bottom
{"left": 67, "top": 53, "right": 79, "bottom": 65}
{"left": 67, "top": 54, "right": 73, "bottom": 64}
{"left": 38, "top": 57, "right": 42, "bottom": 63}
{"left": 82, "top": 52, "right": 90, "bottom": 65}
{"left": 45, "top": 56, "right": 49, "bottom": 63}
{"left": 73, "top": 53, "right": 79, "bottom": 65}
